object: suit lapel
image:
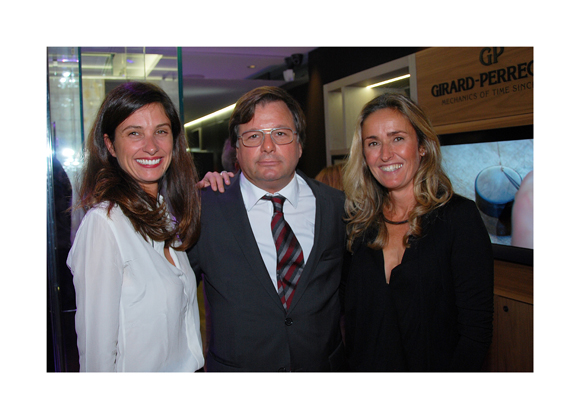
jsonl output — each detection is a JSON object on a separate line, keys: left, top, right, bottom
{"left": 286, "top": 174, "right": 326, "bottom": 314}
{"left": 218, "top": 175, "right": 286, "bottom": 311}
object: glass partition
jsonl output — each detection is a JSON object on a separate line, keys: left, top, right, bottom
{"left": 46, "top": 47, "right": 181, "bottom": 371}
{"left": 47, "top": 47, "right": 82, "bottom": 372}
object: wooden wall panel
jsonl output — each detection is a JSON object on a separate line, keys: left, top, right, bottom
{"left": 482, "top": 259, "right": 534, "bottom": 372}
{"left": 415, "top": 47, "right": 533, "bottom": 134}
{"left": 495, "top": 296, "right": 534, "bottom": 372}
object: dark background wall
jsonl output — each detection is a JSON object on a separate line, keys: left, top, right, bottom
{"left": 191, "top": 47, "right": 426, "bottom": 177}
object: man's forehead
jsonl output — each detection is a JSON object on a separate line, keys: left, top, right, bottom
{"left": 242, "top": 101, "right": 294, "bottom": 127}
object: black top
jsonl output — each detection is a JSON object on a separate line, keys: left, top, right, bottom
{"left": 344, "top": 195, "right": 494, "bottom": 372}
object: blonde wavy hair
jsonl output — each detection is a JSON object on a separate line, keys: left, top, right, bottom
{"left": 343, "top": 93, "right": 453, "bottom": 252}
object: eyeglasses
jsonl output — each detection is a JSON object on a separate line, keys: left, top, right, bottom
{"left": 238, "top": 128, "right": 297, "bottom": 147}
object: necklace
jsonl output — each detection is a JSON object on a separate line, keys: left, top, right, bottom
{"left": 384, "top": 218, "right": 409, "bottom": 225}
{"left": 382, "top": 207, "right": 410, "bottom": 225}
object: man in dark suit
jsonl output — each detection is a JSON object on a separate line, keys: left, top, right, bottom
{"left": 188, "top": 86, "right": 346, "bottom": 372}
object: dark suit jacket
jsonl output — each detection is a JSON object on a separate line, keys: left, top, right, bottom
{"left": 188, "top": 171, "right": 346, "bottom": 372}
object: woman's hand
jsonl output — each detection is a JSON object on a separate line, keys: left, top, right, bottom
{"left": 196, "top": 171, "right": 235, "bottom": 192}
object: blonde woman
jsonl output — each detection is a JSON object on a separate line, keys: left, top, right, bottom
{"left": 342, "top": 93, "right": 494, "bottom": 371}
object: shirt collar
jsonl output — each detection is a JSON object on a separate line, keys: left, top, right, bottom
{"left": 240, "top": 171, "right": 300, "bottom": 211}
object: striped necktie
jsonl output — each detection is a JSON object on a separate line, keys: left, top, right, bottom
{"left": 262, "top": 195, "right": 304, "bottom": 311}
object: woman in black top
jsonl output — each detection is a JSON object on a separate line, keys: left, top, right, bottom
{"left": 342, "top": 93, "right": 494, "bottom": 371}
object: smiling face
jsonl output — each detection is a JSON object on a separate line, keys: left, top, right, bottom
{"left": 235, "top": 101, "right": 302, "bottom": 193}
{"left": 104, "top": 102, "right": 173, "bottom": 197}
{"left": 362, "top": 108, "right": 425, "bottom": 196}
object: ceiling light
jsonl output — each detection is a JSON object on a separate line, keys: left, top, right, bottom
{"left": 248, "top": 65, "right": 256, "bottom": 69}
{"left": 366, "top": 74, "right": 411, "bottom": 89}
{"left": 61, "top": 148, "right": 75, "bottom": 157}
{"left": 184, "top": 104, "right": 236, "bottom": 127}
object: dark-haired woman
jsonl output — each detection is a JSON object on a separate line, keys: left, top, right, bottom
{"left": 342, "top": 93, "right": 494, "bottom": 371}
{"left": 67, "top": 82, "right": 204, "bottom": 372}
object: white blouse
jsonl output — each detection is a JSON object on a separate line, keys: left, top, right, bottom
{"left": 67, "top": 203, "right": 204, "bottom": 372}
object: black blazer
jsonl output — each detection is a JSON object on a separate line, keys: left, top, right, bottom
{"left": 344, "top": 195, "right": 494, "bottom": 372}
{"left": 188, "top": 171, "right": 347, "bottom": 372}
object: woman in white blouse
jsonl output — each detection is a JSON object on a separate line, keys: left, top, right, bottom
{"left": 67, "top": 82, "right": 204, "bottom": 372}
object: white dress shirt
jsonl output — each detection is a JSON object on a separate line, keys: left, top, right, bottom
{"left": 240, "top": 172, "right": 316, "bottom": 290}
{"left": 67, "top": 202, "right": 204, "bottom": 372}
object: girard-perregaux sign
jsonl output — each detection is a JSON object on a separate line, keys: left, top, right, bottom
{"left": 415, "top": 47, "right": 533, "bottom": 134}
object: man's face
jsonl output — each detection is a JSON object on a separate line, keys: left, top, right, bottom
{"left": 236, "top": 101, "right": 302, "bottom": 193}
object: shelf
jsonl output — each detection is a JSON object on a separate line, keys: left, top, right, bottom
{"left": 322, "top": 55, "right": 417, "bottom": 166}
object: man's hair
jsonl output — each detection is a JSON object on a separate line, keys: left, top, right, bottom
{"left": 228, "top": 86, "right": 306, "bottom": 148}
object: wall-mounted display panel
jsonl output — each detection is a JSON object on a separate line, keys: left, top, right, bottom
{"left": 441, "top": 138, "right": 533, "bottom": 249}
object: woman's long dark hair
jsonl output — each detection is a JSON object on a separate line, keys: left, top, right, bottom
{"left": 77, "top": 81, "right": 200, "bottom": 250}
